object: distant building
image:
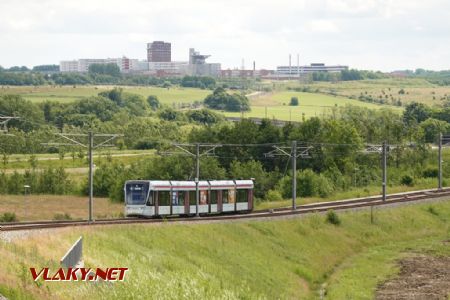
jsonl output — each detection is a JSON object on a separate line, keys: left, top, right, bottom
{"left": 60, "top": 60, "right": 79, "bottom": 73}
{"left": 147, "top": 41, "right": 171, "bottom": 62}
{"left": 221, "top": 69, "right": 274, "bottom": 78}
{"left": 148, "top": 61, "right": 188, "bottom": 76}
{"left": 275, "top": 63, "right": 348, "bottom": 77}
{"left": 60, "top": 57, "right": 147, "bottom": 73}
{"left": 187, "top": 48, "right": 221, "bottom": 77}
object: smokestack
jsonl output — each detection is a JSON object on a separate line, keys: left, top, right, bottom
{"left": 289, "top": 54, "right": 292, "bottom": 80}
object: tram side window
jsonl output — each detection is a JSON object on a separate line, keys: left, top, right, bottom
{"left": 237, "top": 189, "right": 248, "bottom": 203}
{"left": 210, "top": 190, "right": 217, "bottom": 204}
{"left": 172, "top": 191, "right": 185, "bottom": 206}
{"left": 228, "top": 189, "right": 236, "bottom": 204}
{"left": 200, "top": 190, "right": 208, "bottom": 205}
{"left": 158, "top": 191, "right": 170, "bottom": 206}
{"left": 222, "top": 190, "right": 228, "bottom": 204}
{"left": 147, "top": 191, "right": 155, "bottom": 206}
{"left": 189, "top": 191, "right": 196, "bottom": 205}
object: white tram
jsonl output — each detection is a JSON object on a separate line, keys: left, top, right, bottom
{"left": 124, "top": 180, "right": 254, "bottom": 217}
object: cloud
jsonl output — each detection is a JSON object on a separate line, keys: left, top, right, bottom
{"left": 0, "top": 0, "right": 449, "bottom": 71}
{"left": 306, "top": 20, "right": 340, "bottom": 33}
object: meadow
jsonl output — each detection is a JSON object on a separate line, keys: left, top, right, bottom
{"left": 225, "top": 91, "right": 402, "bottom": 121}
{"left": 0, "top": 199, "right": 448, "bottom": 299}
{"left": 0, "top": 85, "right": 209, "bottom": 104}
{"left": 0, "top": 80, "right": 425, "bottom": 122}
{"left": 278, "top": 78, "right": 450, "bottom": 106}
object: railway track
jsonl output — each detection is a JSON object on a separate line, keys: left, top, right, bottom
{"left": 1, "top": 188, "right": 450, "bottom": 232}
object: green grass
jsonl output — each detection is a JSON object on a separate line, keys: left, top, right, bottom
{"left": 0, "top": 85, "right": 210, "bottom": 104}
{"left": 224, "top": 91, "right": 402, "bottom": 121}
{"left": 277, "top": 78, "right": 450, "bottom": 106}
{"left": 255, "top": 177, "right": 443, "bottom": 210}
{"left": 0, "top": 199, "right": 448, "bottom": 299}
{"left": 2, "top": 150, "right": 154, "bottom": 169}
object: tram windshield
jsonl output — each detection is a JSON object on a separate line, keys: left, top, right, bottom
{"left": 125, "top": 182, "right": 149, "bottom": 205}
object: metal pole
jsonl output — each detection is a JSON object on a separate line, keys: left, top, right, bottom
{"left": 23, "top": 186, "right": 26, "bottom": 220}
{"left": 196, "top": 143, "right": 200, "bottom": 217}
{"left": 382, "top": 141, "right": 387, "bottom": 201}
{"left": 88, "top": 131, "right": 94, "bottom": 222}
{"left": 292, "top": 141, "right": 297, "bottom": 210}
{"left": 438, "top": 132, "right": 443, "bottom": 190}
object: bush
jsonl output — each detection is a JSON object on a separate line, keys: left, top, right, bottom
{"left": 325, "top": 210, "right": 341, "bottom": 225}
{"left": 400, "top": 175, "right": 414, "bottom": 186}
{"left": 423, "top": 168, "right": 438, "bottom": 178}
{"left": 426, "top": 206, "right": 439, "bottom": 216}
{"left": 278, "top": 169, "right": 335, "bottom": 199}
{"left": 0, "top": 212, "right": 17, "bottom": 222}
{"left": 289, "top": 97, "right": 299, "bottom": 106}
{"left": 53, "top": 213, "right": 72, "bottom": 220}
{"left": 265, "top": 190, "right": 283, "bottom": 202}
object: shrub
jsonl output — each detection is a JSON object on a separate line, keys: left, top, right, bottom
{"left": 400, "top": 175, "right": 414, "bottom": 186}
{"left": 426, "top": 206, "right": 439, "bottom": 216}
{"left": 265, "top": 190, "right": 283, "bottom": 202}
{"left": 278, "top": 169, "right": 335, "bottom": 198}
{"left": 53, "top": 213, "right": 72, "bottom": 220}
{"left": 422, "top": 168, "right": 438, "bottom": 178}
{"left": 325, "top": 210, "right": 341, "bottom": 225}
{"left": 289, "top": 97, "right": 299, "bottom": 106}
{"left": 0, "top": 212, "right": 17, "bottom": 222}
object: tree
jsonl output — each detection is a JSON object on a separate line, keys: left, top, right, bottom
{"left": 289, "top": 96, "right": 299, "bottom": 106}
{"left": 420, "top": 118, "right": 450, "bottom": 143}
{"left": 186, "top": 109, "right": 223, "bottom": 125}
{"left": 32, "top": 65, "right": 59, "bottom": 72}
{"left": 147, "top": 95, "right": 161, "bottom": 110}
{"left": 88, "top": 63, "right": 121, "bottom": 77}
{"left": 403, "top": 102, "right": 430, "bottom": 125}
{"left": 204, "top": 88, "right": 250, "bottom": 112}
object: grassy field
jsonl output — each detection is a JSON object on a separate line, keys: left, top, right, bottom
{"left": 2, "top": 150, "right": 154, "bottom": 170}
{"left": 0, "top": 194, "right": 123, "bottom": 221}
{"left": 225, "top": 91, "right": 402, "bottom": 121}
{"left": 2, "top": 79, "right": 449, "bottom": 123}
{"left": 256, "top": 177, "right": 443, "bottom": 210}
{"left": 277, "top": 78, "right": 450, "bottom": 106}
{"left": 0, "top": 199, "right": 448, "bottom": 299}
{"left": 0, "top": 85, "right": 210, "bottom": 104}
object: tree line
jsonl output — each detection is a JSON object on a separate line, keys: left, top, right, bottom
{"left": 1, "top": 88, "right": 449, "bottom": 202}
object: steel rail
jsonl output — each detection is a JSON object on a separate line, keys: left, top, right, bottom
{"left": 1, "top": 188, "right": 450, "bottom": 232}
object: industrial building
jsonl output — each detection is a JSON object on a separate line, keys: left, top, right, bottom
{"left": 59, "top": 57, "right": 148, "bottom": 73}
{"left": 276, "top": 63, "right": 348, "bottom": 77}
{"left": 186, "top": 48, "right": 221, "bottom": 77}
{"left": 147, "top": 41, "right": 171, "bottom": 62}
{"left": 148, "top": 61, "right": 188, "bottom": 76}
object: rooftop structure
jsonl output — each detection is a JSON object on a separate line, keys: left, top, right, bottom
{"left": 187, "top": 48, "right": 221, "bottom": 77}
{"left": 147, "top": 41, "right": 171, "bottom": 62}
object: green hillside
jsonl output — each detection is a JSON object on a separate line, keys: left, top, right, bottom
{"left": 0, "top": 200, "right": 449, "bottom": 299}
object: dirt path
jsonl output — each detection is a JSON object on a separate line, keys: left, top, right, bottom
{"left": 376, "top": 254, "right": 450, "bottom": 300}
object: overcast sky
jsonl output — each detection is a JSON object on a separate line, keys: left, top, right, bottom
{"left": 0, "top": 0, "right": 449, "bottom": 71}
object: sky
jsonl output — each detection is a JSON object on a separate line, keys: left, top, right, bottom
{"left": 0, "top": 0, "right": 449, "bottom": 71}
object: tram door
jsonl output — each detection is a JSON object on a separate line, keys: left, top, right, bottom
{"left": 171, "top": 190, "right": 187, "bottom": 215}
{"left": 217, "top": 190, "right": 223, "bottom": 213}
{"left": 184, "top": 192, "right": 190, "bottom": 214}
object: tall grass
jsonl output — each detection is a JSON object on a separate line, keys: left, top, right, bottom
{"left": 0, "top": 200, "right": 448, "bottom": 299}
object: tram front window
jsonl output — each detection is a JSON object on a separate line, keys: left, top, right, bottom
{"left": 125, "top": 182, "right": 149, "bottom": 205}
